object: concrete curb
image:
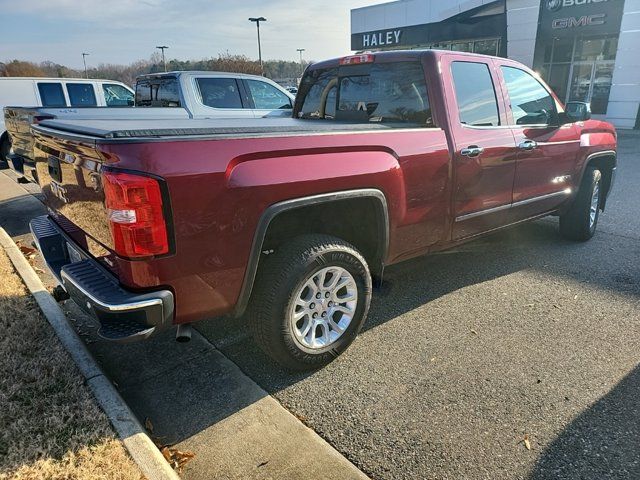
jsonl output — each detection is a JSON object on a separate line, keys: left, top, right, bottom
{"left": 0, "top": 227, "right": 181, "bottom": 480}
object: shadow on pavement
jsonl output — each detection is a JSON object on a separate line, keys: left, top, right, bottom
{"left": 0, "top": 195, "right": 46, "bottom": 237}
{"left": 530, "top": 365, "right": 640, "bottom": 480}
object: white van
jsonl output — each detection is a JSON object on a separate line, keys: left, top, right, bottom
{"left": 0, "top": 77, "right": 134, "bottom": 163}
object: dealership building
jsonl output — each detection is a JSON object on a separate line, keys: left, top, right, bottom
{"left": 351, "top": 0, "right": 640, "bottom": 128}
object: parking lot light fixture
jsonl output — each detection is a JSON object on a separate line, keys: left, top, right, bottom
{"left": 297, "top": 48, "right": 306, "bottom": 77}
{"left": 156, "top": 45, "right": 169, "bottom": 72}
{"left": 249, "top": 17, "right": 267, "bottom": 75}
{"left": 81, "top": 53, "right": 89, "bottom": 78}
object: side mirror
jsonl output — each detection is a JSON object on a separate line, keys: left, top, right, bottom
{"left": 562, "top": 101, "right": 591, "bottom": 123}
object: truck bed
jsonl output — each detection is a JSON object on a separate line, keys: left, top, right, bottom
{"left": 35, "top": 117, "right": 409, "bottom": 140}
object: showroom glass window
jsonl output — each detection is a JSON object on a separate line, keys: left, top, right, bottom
{"left": 297, "top": 61, "right": 434, "bottom": 126}
{"left": 451, "top": 61, "right": 500, "bottom": 127}
{"left": 37, "top": 83, "right": 66, "bottom": 107}
{"left": 500, "top": 67, "right": 556, "bottom": 125}
{"left": 67, "top": 83, "right": 97, "bottom": 107}
{"left": 535, "top": 35, "right": 618, "bottom": 114}
{"left": 136, "top": 78, "right": 181, "bottom": 107}
{"left": 196, "top": 78, "right": 243, "bottom": 109}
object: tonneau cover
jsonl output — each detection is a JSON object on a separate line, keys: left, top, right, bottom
{"left": 35, "top": 117, "right": 400, "bottom": 140}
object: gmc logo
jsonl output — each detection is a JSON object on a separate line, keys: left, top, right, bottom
{"left": 552, "top": 13, "right": 606, "bottom": 28}
{"left": 562, "top": 0, "right": 608, "bottom": 5}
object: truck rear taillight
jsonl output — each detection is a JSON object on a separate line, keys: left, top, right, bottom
{"left": 339, "top": 54, "right": 375, "bottom": 65}
{"left": 102, "top": 171, "right": 169, "bottom": 258}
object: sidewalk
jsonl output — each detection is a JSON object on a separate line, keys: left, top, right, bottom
{"left": 0, "top": 171, "right": 369, "bottom": 480}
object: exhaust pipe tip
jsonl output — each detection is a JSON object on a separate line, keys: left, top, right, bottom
{"left": 52, "top": 285, "right": 70, "bottom": 302}
{"left": 176, "top": 324, "right": 192, "bottom": 343}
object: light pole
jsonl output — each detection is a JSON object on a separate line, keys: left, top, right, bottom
{"left": 156, "top": 45, "right": 169, "bottom": 72}
{"left": 296, "top": 48, "right": 305, "bottom": 77}
{"left": 81, "top": 53, "right": 89, "bottom": 78}
{"left": 249, "top": 17, "right": 266, "bottom": 75}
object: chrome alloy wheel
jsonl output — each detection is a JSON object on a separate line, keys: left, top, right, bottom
{"left": 289, "top": 266, "right": 358, "bottom": 349}
{"left": 590, "top": 181, "right": 600, "bottom": 228}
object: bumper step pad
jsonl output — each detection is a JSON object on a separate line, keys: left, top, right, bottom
{"left": 30, "top": 215, "right": 174, "bottom": 343}
{"left": 61, "top": 259, "right": 171, "bottom": 341}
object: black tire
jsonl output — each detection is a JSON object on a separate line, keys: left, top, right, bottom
{"left": 0, "top": 135, "right": 10, "bottom": 169}
{"left": 559, "top": 167, "right": 602, "bottom": 241}
{"left": 249, "top": 234, "right": 372, "bottom": 371}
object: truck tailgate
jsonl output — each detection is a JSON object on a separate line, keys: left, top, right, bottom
{"left": 32, "top": 128, "right": 114, "bottom": 256}
{"left": 3, "top": 106, "right": 52, "bottom": 161}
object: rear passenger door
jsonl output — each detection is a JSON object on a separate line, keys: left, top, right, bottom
{"left": 194, "top": 77, "right": 252, "bottom": 118}
{"left": 66, "top": 83, "right": 98, "bottom": 107}
{"left": 496, "top": 64, "right": 581, "bottom": 221}
{"left": 443, "top": 55, "right": 518, "bottom": 240}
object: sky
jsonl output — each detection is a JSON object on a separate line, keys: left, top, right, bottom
{"left": 0, "top": 0, "right": 391, "bottom": 69}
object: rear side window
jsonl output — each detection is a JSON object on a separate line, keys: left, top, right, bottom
{"left": 451, "top": 62, "right": 500, "bottom": 127}
{"left": 67, "top": 83, "right": 97, "bottom": 106}
{"left": 37, "top": 83, "right": 66, "bottom": 107}
{"left": 196, "top": 78, "right": 243, "bottom": 108}
{"left": 500, "top": 66, "right": 557, "bottom": 125}
{"left": 297, "top": 61, "right": 433, "bottom": 126}
{"left": 103, "top": 84, "right": 134, "bottom": 106}
{"left": 135, "top": 78, "right": 181, "bottom": 107}
{"left": 246, "top": 79, "right": 292, "bottom": 110}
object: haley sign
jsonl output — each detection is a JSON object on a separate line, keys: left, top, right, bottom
{"left": 362, "top": 30, "right": 402, "bottom": 48}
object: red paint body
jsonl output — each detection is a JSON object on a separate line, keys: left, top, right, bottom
{"left": 32, "top": 51, "right": 617, "bottom": 325}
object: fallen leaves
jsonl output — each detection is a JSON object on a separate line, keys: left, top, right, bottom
{"left": 144, "top": 417, "right": 154, "bottom": 433}
{"left": 522, "top": 434, "right": 532, "bottom": 451}
{"left": 161, "top": 446, "right": 196, "bottom": 473}
{"left": 145, "top": 417, "right": 196, "bottom": 473}
{"left": 18, "top": 244, "right": 37, "bottom": 259}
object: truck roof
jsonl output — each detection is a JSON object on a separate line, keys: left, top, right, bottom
{"left": 136, "top": 71, "right": 271, "bottom": 81}
{"left": 34, "top": 117, "right": 402, "bottom": 141}
{"left": 0, "top": 77, "right": 125, "bottom": 82}
{"left": 309, "top": 48, "right": 496, "bottom": 70}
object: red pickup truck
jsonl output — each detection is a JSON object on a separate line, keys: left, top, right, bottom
{"left": 29, "top": 50, "right": 616, "bottom": 370}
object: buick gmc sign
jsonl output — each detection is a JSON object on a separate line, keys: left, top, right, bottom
{"left": 539, "top": 0, "right": 624, "bottom": 37}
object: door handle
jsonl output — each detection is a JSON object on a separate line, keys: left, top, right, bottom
{"left": 460, "top": 146, "right": 484, "bottom": 157}
{"left": 518, "top": 140, "right": 537, "bottom": 151}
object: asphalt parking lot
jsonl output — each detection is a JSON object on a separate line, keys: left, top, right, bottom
{"left": 197, "top": 132, "right": 640, "bottom": 480}
{"left": 1, "top": 132, "right": 638, "bottom": 480}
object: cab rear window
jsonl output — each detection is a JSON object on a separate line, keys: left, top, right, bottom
{"left": 135, "top": 78, "right": 181, "bottom": 107}
{"left": 296, "top": 61, "right": 434, "bottom": 126}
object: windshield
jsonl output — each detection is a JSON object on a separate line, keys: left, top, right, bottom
{"left": 295, "top": 61, "right": 434, "bottom": 126}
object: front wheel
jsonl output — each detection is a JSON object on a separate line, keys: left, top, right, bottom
{"left": 248, "top": 234, "right": 372, "bottom": 371}
{"left": 559, "top": 167, "right": 602, "bottom": 241}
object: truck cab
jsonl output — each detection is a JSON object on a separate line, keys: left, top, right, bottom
{"left": 134, "top": 71, "right": 295, "bottom": 118}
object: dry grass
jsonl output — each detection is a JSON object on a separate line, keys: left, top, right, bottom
{"left": 0, "top": 248, "right": 142, "bottom": 480}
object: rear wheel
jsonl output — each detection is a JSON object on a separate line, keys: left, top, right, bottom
{"left": 559, "top": 167, "right": 602, "bottom": 241}
{"left": 249, "top": 234, "right": 372, "bottom": 371}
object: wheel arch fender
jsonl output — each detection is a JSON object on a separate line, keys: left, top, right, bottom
{"left": 233, "top": 189, "right": 389, "bottom": 317}
{"left": 579, "top": 150, "right": 617, "bottom": 210}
